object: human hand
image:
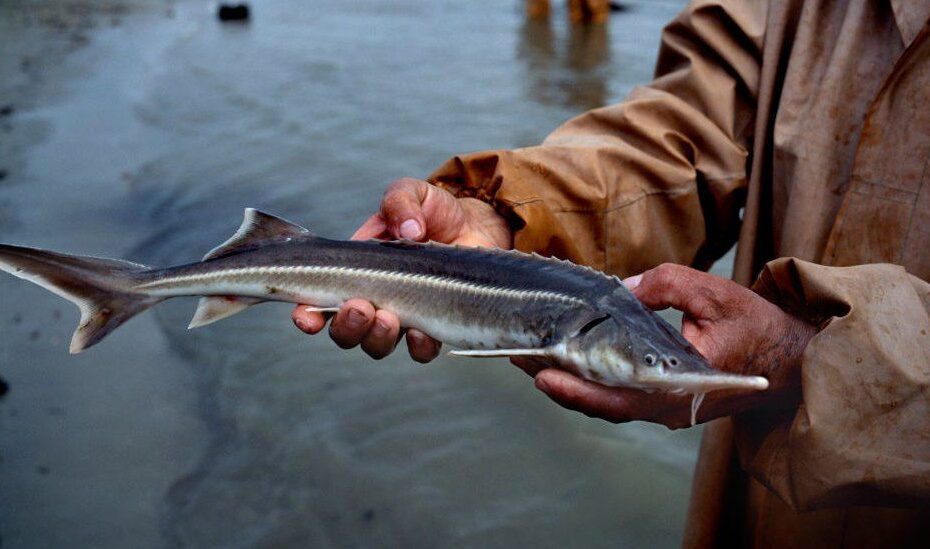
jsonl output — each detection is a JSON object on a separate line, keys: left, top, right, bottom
{"left": 291, "top": 177, "right": 512, "bottom": 361}
{"left": 516, "top": 263, "right": 817, "bottom": 429}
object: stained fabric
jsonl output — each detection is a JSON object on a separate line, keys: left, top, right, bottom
{"left": 427, "top": 0, "right": 930, "bottom": 546}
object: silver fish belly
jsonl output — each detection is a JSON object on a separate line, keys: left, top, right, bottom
{"left": 0, "top": 208, "right": 769, "bottom": 404}
{"left": 137, "top": 262, "right": 586, "bottom": 350}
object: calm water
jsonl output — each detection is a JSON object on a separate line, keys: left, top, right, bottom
{"left": 0, "top": 0, "right": 697, "bottom": 546}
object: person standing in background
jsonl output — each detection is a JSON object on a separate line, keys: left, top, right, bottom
{"left": 527, "top": 0, "right": 612, "bottom": 24}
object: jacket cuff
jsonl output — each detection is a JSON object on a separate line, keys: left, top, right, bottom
{"left": 428, "top": 150, "right": 539, "bottom": 224}
{"left": 427, "top": 150, "right": 595, "bottom": 266}
{"left": 735, "top": 257, "right": 930, "bottom": 510}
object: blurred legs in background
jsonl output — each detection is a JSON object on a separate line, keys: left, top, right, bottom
{"left": 527, "top": 0, "right": 611, "bottom": 24}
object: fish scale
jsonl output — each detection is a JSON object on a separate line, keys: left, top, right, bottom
{"left": 0, "top": 208, "right": 769, "bottom": 425}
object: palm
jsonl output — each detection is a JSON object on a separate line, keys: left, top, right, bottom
{"left": 527, "top": 264, "right": 816, "bottom": 429}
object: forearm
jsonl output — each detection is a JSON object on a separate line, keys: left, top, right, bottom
{"left": 429, "top": 0, "right": 766, "bottom": 276}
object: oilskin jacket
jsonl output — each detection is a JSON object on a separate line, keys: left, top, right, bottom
{"left": 427, "top": 1, "right": 930, "bottom": 546}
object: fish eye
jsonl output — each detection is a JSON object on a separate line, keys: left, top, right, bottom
{"left": 644, "top": 353, "right": 656, "bottom": 366}
{"left": 668, "top": 357, "right": 679, "bottom": 367}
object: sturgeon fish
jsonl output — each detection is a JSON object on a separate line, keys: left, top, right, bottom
{"left": 0, "top": 209, "right": 768, "bottom": 423}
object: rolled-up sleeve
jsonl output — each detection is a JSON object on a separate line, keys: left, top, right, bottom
{"left": 738, "top": 258, "right": 930, "bottom": 510}
{"left": 429, "top": 0, "right": 766, "bottom": 276}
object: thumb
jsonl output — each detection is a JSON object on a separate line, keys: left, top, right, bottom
{"left": 629, "top": 263, "right": 727, "bottom": 321}
{"left": 381, "top": 178, "right": 429, "bottom": 241}
{"left": 380, "top": 178, "right": 465, "bottom": 243}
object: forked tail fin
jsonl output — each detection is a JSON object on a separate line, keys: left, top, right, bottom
{"left": 0, "top": 244, "right": 162, "bottom": 353}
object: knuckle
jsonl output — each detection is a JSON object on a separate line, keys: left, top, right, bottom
{"left": 381, "top": 193, "right": 411, "bottom": 221}
{"left": 647, "top": 263, "right": 678, "bottom": 289}
{"left": 384, "top": 178, "right": 422, "bottom": 202}
{"left": 393, "top": 176, "right": 424, "bottom": 189}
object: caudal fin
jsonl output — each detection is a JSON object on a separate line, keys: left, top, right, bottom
{"left": 0, "top": 244, "right": 161, "bottom": 353}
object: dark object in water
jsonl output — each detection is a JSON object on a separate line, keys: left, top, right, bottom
{"left": 0, "top": 375, "right": 8, "bottom": 398}
{"left": 217, "top": 3, "right": 250, "bottom": 22}
{"left": 0, "top": 105, "right": 12, "bottom": 117}
{"left": 0, "top": 170, "right": 7, "bottom": 180}
{"left": 608, "top": 1, "right": 627, "bottom": 12}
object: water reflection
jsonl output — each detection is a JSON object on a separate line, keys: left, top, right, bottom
{"left": 518, "top": 17, "right": 611, "bottom": 110}
{"left": 0, "top": 1, "right": 695, "bottom": 546}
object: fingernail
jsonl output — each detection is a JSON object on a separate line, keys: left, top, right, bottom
{"left": 535, "top": 377, "right": 550, "bottom": 392}
{"left": 623, "top": 274, "right": 642, "bottom": 290}
{"left": 399, "top": 219, "right": 422, "bottom": 240}
{"left": 346, "top": 308, "right": 367, "bottom": 328}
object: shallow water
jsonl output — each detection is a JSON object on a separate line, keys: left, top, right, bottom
{"left": 0, "top": 0, "right": 700, "bottom": 546}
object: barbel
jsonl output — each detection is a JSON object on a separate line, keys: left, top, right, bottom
{"left": 0, "top": 209, "right": 768, "bottom": 424}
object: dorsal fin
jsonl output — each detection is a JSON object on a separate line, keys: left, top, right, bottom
{"left": 203, "top": 208, "right": 312, "bottom": 261}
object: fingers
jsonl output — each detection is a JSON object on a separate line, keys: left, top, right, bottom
{"left": 380, "top": 178, "right": 464, "bottom": 243}
{"left": 351, "top": 214, "right": 389, "bottom": 241}
{"left": 296, "top": 299, "right": 439, "bottom": 362}
{"left": 380, "top": 178, "right": 430, "bottom": 240}
{"left": 292, "top": 306, "right": 328, "bottom": 334}
{"left": 533, "top": 369, "right": 639, "bottom": 423}
{"left": 627, "top": 263, "right": 735, "bottom": 321}
{"left": 510, "top": 356, "right": 554, "bottom": 377}
{"left": 360, "top": 309, "right": 401, "bottom": 359}
{"left": 533, "top": 369, "right": 695, "bottom": 427}
{"left": 329, "top": 299, "right": 376, "bottom": 349}
{"left": 405, "top": 329, "right": 441, "bottom": 363}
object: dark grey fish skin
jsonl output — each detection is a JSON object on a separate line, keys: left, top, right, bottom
{"left": 0, "top": 209, "right": 769, "bottom": 407}
{"left": 142, "top": 237, "right": 623, "bottom": 348}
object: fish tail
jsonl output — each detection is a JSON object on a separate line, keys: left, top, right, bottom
{"left": 0, "top": 244, "right": 162, "bottom": 353}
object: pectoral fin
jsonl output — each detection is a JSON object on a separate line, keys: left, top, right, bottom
{"left": 188, "top": 296, "right": 264, "bottom": 329}
{"left": 449, "top": 348, "right": 552, "bottom": 358}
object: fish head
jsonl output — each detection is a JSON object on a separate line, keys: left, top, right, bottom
{"left": 559, "top": 304, "right": 769, "bottom": 394}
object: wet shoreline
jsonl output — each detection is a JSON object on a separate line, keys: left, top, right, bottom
{"left": 1, "top": 1, "right": 696, "bottom": 547}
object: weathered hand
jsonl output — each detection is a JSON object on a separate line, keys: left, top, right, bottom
{"left": 291, "top": 177, "right": 512, "bottom": 361}
{"left": 517, "top": 263, "right": 817, "bottom": 429}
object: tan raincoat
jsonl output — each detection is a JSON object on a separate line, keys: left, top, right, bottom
{"left": 428, "top": 0, "right": 930, "bottom": 546}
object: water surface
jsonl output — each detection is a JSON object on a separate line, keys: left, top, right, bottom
{"left": 0, "top": 1, "right": 697, "bottom": 547}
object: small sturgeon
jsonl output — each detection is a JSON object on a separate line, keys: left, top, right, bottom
{"left": 0, "top": 209, "right": 767, "bottom": 423}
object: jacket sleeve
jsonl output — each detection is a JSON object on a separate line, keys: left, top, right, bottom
{"left": 737, "top": 258, "right": 930, "bottom": 510}
{"left": 428, "top": 0, "right": 766, "bottom": 276}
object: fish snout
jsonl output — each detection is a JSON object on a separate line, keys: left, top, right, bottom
{"left": 642, "top": 352, "right": 683, "bottom": 373}
{"left": 660, "top": 354, "right": 682, "bottom": 371}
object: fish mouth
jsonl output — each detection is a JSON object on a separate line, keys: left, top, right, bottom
{"left": 634, "top": 371, "right": 770, "bottom": 393}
